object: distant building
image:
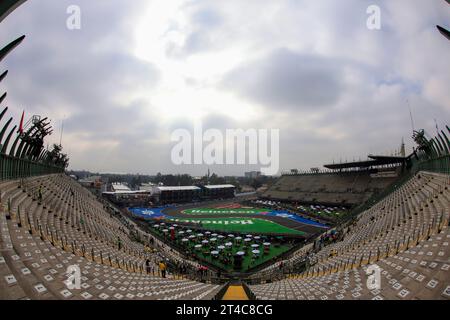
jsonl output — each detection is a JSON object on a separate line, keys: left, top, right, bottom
{"left": 79, "top": 176, "right": 103, "bottom": 189}
{"left": 152, "top": 186, "right": 201, "bottom": 204}
{"left": 102, "top": 190, "right": 152, "bottom": 207}
{"left": 202, "top": 184, "right": 236, "bottom": 200}
{"left": 239, "top": 185, "right": 255, "bottom": 193}
{"left": 139, "top": 182, "right": 155, "bottom": 191}
{"left": 245, "top": 171, "right": 261, "bottom": 179}
{"left": 111, "top": 183, "right": 131, "bottom": 192}
{"left": 150, "top": 184, "right": 236, "bottom": 204}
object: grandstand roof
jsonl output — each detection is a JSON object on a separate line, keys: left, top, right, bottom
{"left": 156, "top": 186, "right": 201, "bottom": 191}
{"left": 367, "top": 155, "right": 409, "bottom": 161}
{"left": 323, "top": 154, "right": 408, "bottom": 170}
{"left": 102, "top": 190, "right": 150, "bottom": 195}
{"left": 204, "top": 184, "right": 236, "bottom": 189}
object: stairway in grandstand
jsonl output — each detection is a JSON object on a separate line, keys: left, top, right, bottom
{"left": 222, "top": 285, "right": 249, "bottom": 300}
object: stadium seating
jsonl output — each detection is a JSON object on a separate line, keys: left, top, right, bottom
{"left": 0, "top": 174, "right": 221, "bottom": 300}
{"left": 263, "top": 171, "right": 398, "bottom": 206}
{"left": 250, "top": 171, "right": 450, "bottom": 299}
{"left": 1, "top": 171, "right": 448, "bottom": 299}
{"left": 252, "top": 199, "right": 348, "bottom": 223}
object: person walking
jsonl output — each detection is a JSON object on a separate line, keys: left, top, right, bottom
{"left": 38, "top": 186, "right": 43, "bottom": 203}
{"left": 159, "top": 261, "right": 167, "bottom": 278}
{"left": 117, "top": 237, "right": 122, "bottom": 250}
{"left": 145, "top": 259, "right": 151, "bottom": 274}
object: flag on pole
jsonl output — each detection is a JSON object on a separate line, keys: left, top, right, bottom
{"left": 18, "top": 111, "right": 24, "bottom": 134}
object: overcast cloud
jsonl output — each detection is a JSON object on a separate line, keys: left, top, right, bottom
{"left": 0, "top": 0, "right": 449, "bottom": 176}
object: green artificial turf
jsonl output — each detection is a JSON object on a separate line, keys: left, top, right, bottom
{"left": 167, "top": 216, "right": 305, "bottom": 236}
{"left": 152, "top": 226, "right": 292, "bottom": 272}
{"left": 189, "top": 241, "right": 291, "bottom": 272}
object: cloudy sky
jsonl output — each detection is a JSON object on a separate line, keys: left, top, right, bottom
{"left": 1, "top": 0, "right": 449, "bottom": 176}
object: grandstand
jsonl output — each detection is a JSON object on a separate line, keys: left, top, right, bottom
{"left": 153, "top": 186, "right": 202, "bottom": 204}
{"left": 0, "top": 0, "right": 449, "bottom": 301}
{"left": 263, "top": 160, "right": 405, "bottom": 207}
{"left": 0, "top": 175, "right": 221, "bottom": 299}
{"left": 142, "top": 184, "right": 236, "bottom": 205}
{"left": 249, "top": 170, "right": 450, "bottom": 300}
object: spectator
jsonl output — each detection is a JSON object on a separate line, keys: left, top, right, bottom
{"left": 145, "top": 259, "right": 151, "bottom": 274}
{"left": 159, "top": 261, "right": 167, "bottom": 278}
{"left": 38, "top": 186, "right": 43, "bottom": 203}
{"left": 117, "top": 237, "right": 122, "bottom": 250}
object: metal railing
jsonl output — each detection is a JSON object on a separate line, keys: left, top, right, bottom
{"left": 416, "top": 154, "right": 450, "bottom": 175}
{"left": 0, "top": 153, "right": 64, "bottom": 181}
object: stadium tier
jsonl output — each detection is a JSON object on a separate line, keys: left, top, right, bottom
{"left": 249, "top": 171, "right": 450, "bottom": 300}
{"left": 1, "top": 169, "right": 448, "bottom": 299}
{"left": 102, "top": 185, "right": 237, "bottom": 206}
{"left": 263, "top": 169, "right": 401, "bottom": 206}
{"left": 0, "top": 175, "right": 221, "bottom": 300}
{"left": 152, "top": 185, "right": 236, "bottom": 205}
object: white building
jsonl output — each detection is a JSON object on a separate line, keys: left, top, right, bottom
{"left": 111, "top": 183, "right": 131, "bottom": 192}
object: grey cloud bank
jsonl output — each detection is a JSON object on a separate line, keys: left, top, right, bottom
{"left": 222, "top": 49, "right": 344, "bottom": 110}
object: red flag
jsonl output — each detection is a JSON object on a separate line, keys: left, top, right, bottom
{"left": 18, "top": 111, "right": 24, "bottom": 134}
